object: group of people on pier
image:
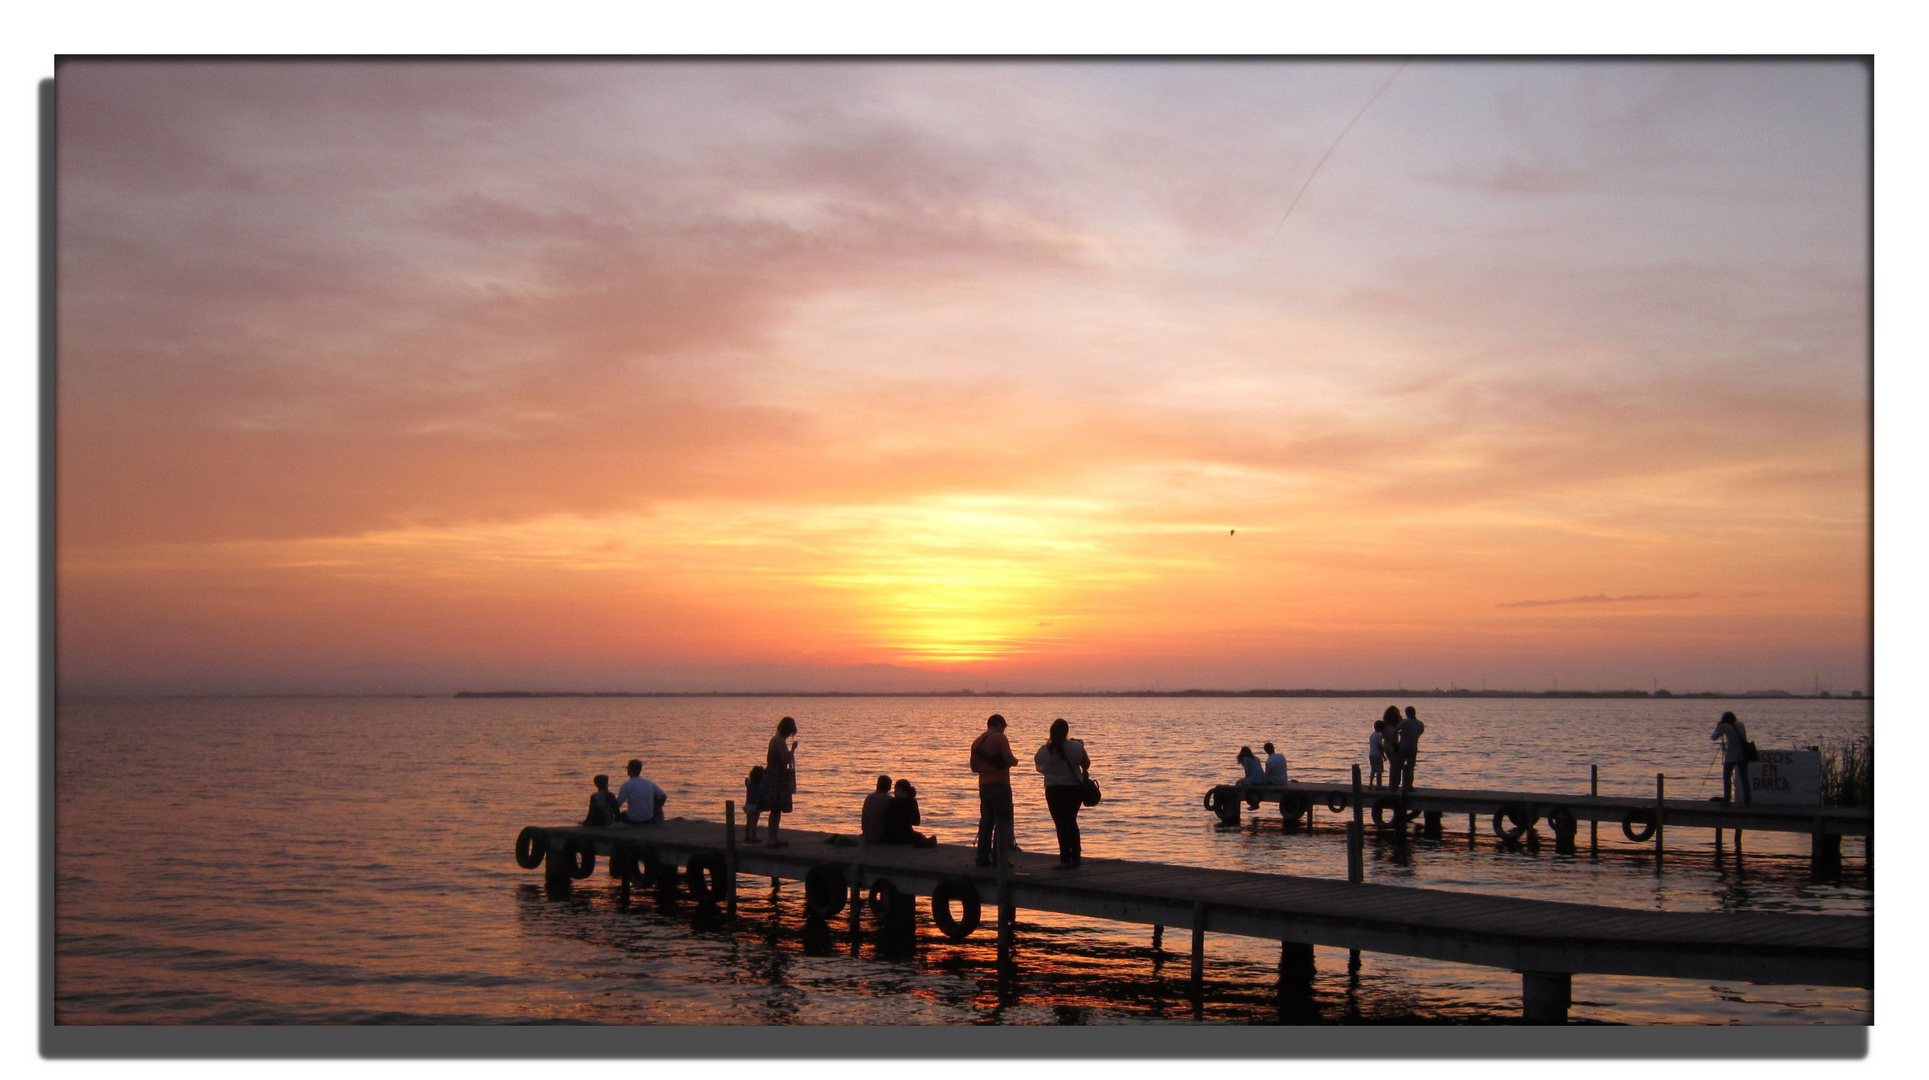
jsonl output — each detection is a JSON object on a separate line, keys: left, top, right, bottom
{"left": 582, "top": 713, "right": 1099, "bottom": 868}
{"left": 577, "top": 704, "right": 1764, "bottom": 863}
{"left": 970, "top": 713, "right": 1095, "bottom": 868}
{"left": 580, "top": 759, "right": 668, "bottom": 827}
{"left": 1368, "top": 706, "right": 1427, "bottom": 791}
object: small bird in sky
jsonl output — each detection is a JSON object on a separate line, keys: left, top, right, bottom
{"left": 1230, "top": 529, "right": 1235, "bottom": 536}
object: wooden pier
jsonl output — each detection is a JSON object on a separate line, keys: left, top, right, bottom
{"left": 513, "top": 813, "right": 1871, "bottom": 1024}
{"left": 1205, "top": 780, "right": 1872, "bottom": 875}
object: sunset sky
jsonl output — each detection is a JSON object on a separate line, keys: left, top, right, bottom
{"left": 55, "top": 60, "right": 1871, "bottom": 695}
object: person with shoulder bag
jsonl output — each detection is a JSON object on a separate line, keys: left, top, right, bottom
{"left": 1033, "top": 717, "right": 1093, "bottom": 868}
{"left": 1711, "top": 711, "right": 1753, "bottom": 805}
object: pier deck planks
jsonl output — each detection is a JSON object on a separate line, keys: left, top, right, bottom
{"left": 521, "top": 816, "right": 1870, "bottom": 990}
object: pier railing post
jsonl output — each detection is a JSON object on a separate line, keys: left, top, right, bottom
{"left": 1348, "top": 765, "right": 1364, "bottom": 883}
{"left": 1654, "top": 773, "right": 1666, "bottom": 859}
{"left": 724, "top": 800, "right": 738, "bottom": 918}
{"left": 1589, "top": 765, "right": 1598, "bottom": 857}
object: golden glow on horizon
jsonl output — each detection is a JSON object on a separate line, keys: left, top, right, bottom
{"left": 52, "top": 61, "right": 1872, "bottom": 693}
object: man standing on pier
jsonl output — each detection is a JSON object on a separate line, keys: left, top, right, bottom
{"left": 1397, "top": 707, "right": 1426, "bottom": 792}
{"left": 971, "top": 714, "right": 1018, "bottom": 867}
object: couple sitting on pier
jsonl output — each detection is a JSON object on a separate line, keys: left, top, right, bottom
{"left": 582, "top": 759, "right": 667, "bottom": 826}
{"left": 859, "top": 775, "right": 937, "bottom": 847}
{"left": 1235, "top": 743, "right": 1290, "bottom": 807}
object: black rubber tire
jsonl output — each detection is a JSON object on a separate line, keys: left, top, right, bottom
{"left": 868, "top": 878, "right": 913, "bottom": 926}
{"left": 515, "top": 826, "right": 548, "bottom": 870}
{"left": 1492, "top": 803, "right": 1535, "bottom": 844}
{"left": 1622, "top": 808, "right": 1657, "bottom": 843}
{"left": 563, "top": 834, "right": 597, "bottom": 879}
{"left": 1326, "top": 793, "right": 1348, "bottom": 813}
{"left": 685, "top": 849, "right": 729, "bottom": 904}
{"left": 1546, "top": 805, "right": 1578, "bottom": 837}
{"left": 1210, "top": 787, "right": 1241, "bottom": 825}
{"left": 1279, "top": 791, "right": 1310, "bottom": 820}
{"left": 1371, "top": 798, "right": 1417, "bottom": 830}
{"left": 803, "top": 862, "right": 849, "bottom": 919}
{"left": 929, "top": 877, "right": 982, "bottom": 941}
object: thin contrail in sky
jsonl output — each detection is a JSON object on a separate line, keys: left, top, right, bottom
{"left": 1268, "top": 61, "right": 1409, "bottom": 242}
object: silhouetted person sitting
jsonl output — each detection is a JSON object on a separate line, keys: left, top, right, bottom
{"left": 1236, "top": 745, "right": 1265, "bottom": 807}
{"left": 884, "top": 779, "right": 936, "bottom": 846}
{"left": 582, "top": 774, "right": 620, "bottom": 827}
{"left": 616, "top": 758, "right": 667, "bottom": 824}
{"left": 1263, "top": 742, "right": 1289, "bottom": 784}
{"left": 861, "top": 774, "right": 893, "bottom": 843}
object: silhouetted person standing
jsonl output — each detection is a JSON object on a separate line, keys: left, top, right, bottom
{"left": 1396, "top": 706, "right": 1426, "bottom": 792}
{"left": 971, "top": 714, "right": 1017, "bottom": 867}
{"left": 1368, "top": 720, "right": 1387, "bottom": 788}
{"left": 1379, "top": 706, "right": 1404, "bottom": 792}
{"left": 1034, "top": 718, "right": 1092, "bottom": 868}
{"left": 1713, "top": 711, "right": 1752, "bottom": 804}
{"left": 759, "top": 716, "right": 798, "bottom": 847}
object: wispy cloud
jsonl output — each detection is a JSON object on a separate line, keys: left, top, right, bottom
{"left": 1498, "top": 592, "right": 1704, "bottom": 609}
{"left": 53, "top": 60, "right": 1871, "bottom": 693}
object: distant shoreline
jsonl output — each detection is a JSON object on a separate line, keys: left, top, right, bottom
{"left": 450, "top": 688, "right": 1867, "bottom": 701}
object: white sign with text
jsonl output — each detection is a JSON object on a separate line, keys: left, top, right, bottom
{"left": 1747, "top": 749, "right": 1822, "bottom": 805}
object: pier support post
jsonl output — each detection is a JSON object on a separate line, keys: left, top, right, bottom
{"left": 1422, "top": 811, "right": 1442, "bottom": 840}
{"left": 1348, "top": 765, "right": 1364, "bottom": 883}
{"left": 996, "top": 830, "right": 1015, "bottom": 969}
{"left": 542, "top": 841, "right": 571, "bottom": 896}
{"left": 1521, "top": 971, "right": 1572, "bottom": 1024}
{"left": 1151, "top": 923, "right": 1163, "bottom": 954}
{"left": 1190, "top": 902, "right": 1207, "bottom": 998}
{"left": 1553, "top": 817, "right": 1577, "bottom": 855}
{"left": 1654, "top": 774, "right": 1666, "bottom": 859}
{"left": 849, "top": 865, "right": 863, "bottom": 939}
{"left": 1589, "top": 765, "right": 1599, "bottom": 857}
{"left": 1468, "top": 813, "right": 1476, "bottom": 846}
{"left": 725, "top": 801, "right": 738, "bottom": 918}
{"left": 1812, "top": 826, "right": 1842, "bottom": 880}
{"left": 1278, "top": 940, "right": 1315, "bottom": 995}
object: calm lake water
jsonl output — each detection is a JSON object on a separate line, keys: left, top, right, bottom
{"left": 54, "top": 695, "right": 1872, "bottom": 1025}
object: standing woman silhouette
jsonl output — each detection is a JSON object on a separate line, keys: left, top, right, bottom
{"left": 759, "top": 716, "right": 798, "bottom": 847}
{"left": 1034, "top": 718, "right": 1092, "bottom": 867}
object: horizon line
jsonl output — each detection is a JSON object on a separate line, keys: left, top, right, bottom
{"left": 59, "top": 687, "right": 1870, "bottom": 701}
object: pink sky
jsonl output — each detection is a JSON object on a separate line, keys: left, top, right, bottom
{"left": 56, "top": 60, "right": 1870, "bottom": 695}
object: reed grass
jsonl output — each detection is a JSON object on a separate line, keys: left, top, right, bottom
{"left": 1818, "top": 737, "right": 1872, "bottom": 807}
